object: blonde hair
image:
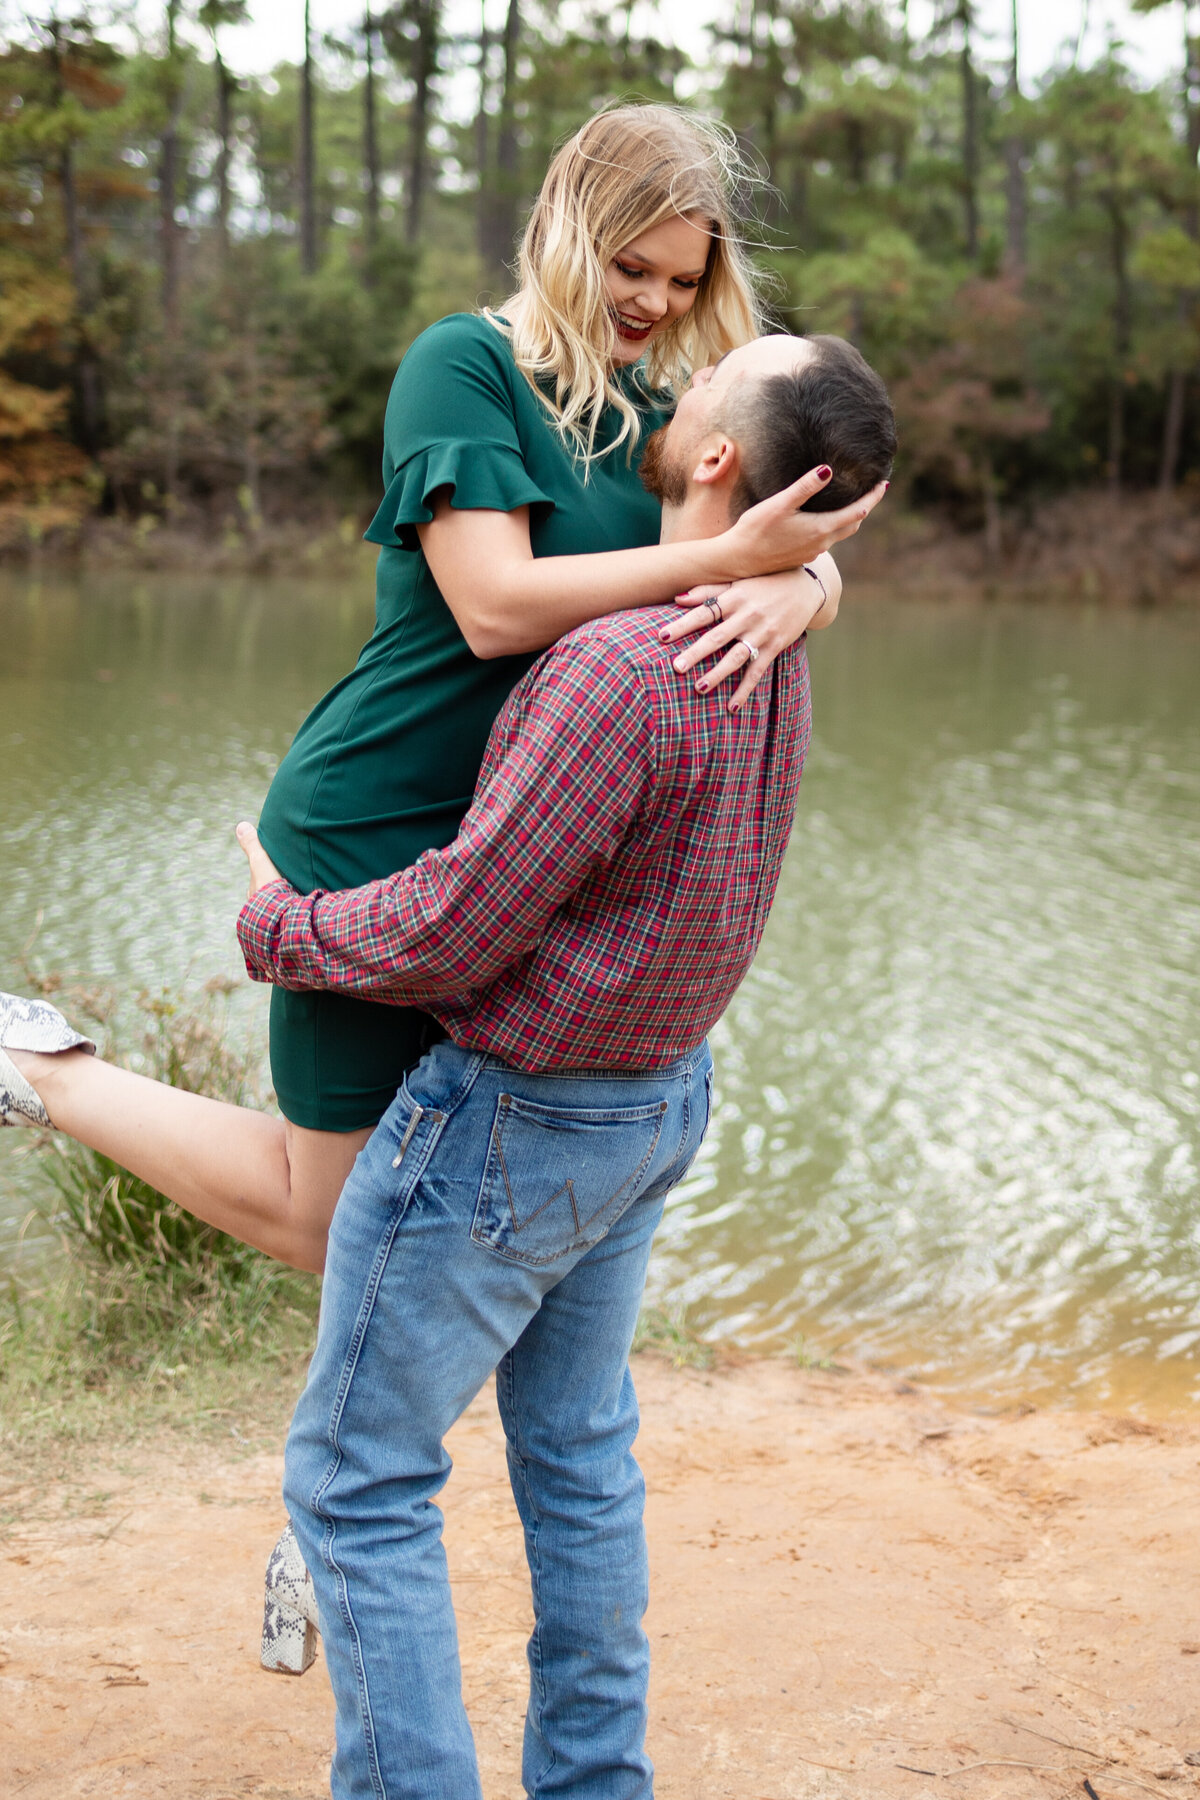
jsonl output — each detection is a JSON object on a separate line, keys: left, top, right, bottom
{"left": 489, "top": 104, "right": 770, "bottom": 465}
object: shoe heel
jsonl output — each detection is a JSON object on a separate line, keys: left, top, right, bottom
{"left": 261, "top": 1590, "right": 318, "bottom": 1675}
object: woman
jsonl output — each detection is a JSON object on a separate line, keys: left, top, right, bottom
{"left": 0, "top": 105, "right": 882, "bottom": 1271}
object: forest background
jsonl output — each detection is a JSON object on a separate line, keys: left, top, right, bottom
{"left": 2, "top": 0, "right": 1199, "bottom": 582}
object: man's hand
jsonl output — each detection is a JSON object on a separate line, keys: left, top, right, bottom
{"left": 236, "top": 821, "right": 284, "bottom": 897}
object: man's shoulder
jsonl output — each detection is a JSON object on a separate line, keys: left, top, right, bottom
{"left": 535, "top": 607, "right": 680, "bottom": 689}
{"left": 482, "top": 610, "right": 674, "bottom": 784}
{"left": 492, "top": 610, "right": 681, "bottom": 756}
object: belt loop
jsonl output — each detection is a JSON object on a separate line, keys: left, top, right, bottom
{"left": 392, "top": 1105, "right": 424, "bottom": 1169}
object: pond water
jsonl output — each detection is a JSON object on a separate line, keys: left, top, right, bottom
{"left": 1, "top": 571, "right": 1198, "bottom": 1410}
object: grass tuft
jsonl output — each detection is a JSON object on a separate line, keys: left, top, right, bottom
{"left": 633, "top": 1304, "right": 716, "bottom": 1370}
{"left": 37, "top": 979, "right": 264, "bottom": 1287}
{"left": 1, "top": 974, "right": 319, "bottom": 1426}
{"left": 787, "top": 1334, "right": 849, "bottom": 1374}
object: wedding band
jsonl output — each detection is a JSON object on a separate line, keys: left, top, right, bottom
{"left": 705, "top": 597, "right": 723, "bottom": 624}
{"left": 740, "top": 639, "right": 759, "bottom": 663}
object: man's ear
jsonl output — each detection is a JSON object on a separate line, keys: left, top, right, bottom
{"left": 691, "top": 434, "right": 739, "bottom": 489}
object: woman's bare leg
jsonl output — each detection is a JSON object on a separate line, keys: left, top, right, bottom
{"left": 8, "top": 1047, "right": 371, "bottom": 1274}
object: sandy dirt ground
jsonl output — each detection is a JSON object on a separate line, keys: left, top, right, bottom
{"left": 3, "top": 1355, "right": 1199, "bottom": 1800}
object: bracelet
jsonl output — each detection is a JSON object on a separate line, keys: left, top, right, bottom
{"left": 802, "top": 563, "right": 828, "bottom": 609}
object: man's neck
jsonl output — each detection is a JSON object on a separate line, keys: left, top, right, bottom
{"left": 658, "top": 492, "right": 731, "bottom": 546}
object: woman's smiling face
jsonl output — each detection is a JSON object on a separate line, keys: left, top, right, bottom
{"left": 603, "top": 210, "right": 713, "bottom": 366}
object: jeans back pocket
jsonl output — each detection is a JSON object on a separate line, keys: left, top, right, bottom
{"left": 470, "top": 1091, "right": 669, "bottom": 1267}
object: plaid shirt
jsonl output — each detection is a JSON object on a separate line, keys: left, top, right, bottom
{"left": 238, "top": 606, "right": 811, "bottom": 1072}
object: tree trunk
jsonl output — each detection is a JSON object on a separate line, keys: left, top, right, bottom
{"left": 1188, "top": 2, "right": 1200, "bottom": 240}
{"left": 160, "top": 0, "right": 184, "bottom": 336}
{"left": 480, "top": 0, "right": 520, "bottom": 277}
{"left": 1159, "top": 357, "right": 1186, "bottom": 494}
{"left": 758, "top": 0, "right": 781, "bottom": 222}
{"left": 1073, "top": 0, "right": 1091, "bottom": 66}
{"left": 738, "top": 0, "right": 753, "bottom": 62}
{"left": 981, "top": 451, "right": 1003, "bottom": 563}
{"left": 405, "top": 0, "right": 437, "bottom": 245}
{"left": 160, "top": 125, "right": 182, "bottom": 332}
{"left": 474, "top": 1, "right": 491, "bottom": 264}
{"left": 164, "top": 406, "right": 181, "bottom": 504}
{"left": 1107, "top": 379, "right": 1125, "bottom": 496}
{"left": 59, "top": 148, "right": 103, "bottom": 456}
{"left": 59, "top": 143, "right": 86, "bottom": 302}
{"left": 214, "top": 45, "right": 233, "bottom": 270}
{"left": 1106, "top": 192, "right": 1132, "bottom": 494}
{"left": 242, "top": 337, "right": 262, "bottom": 531}
{"left": 960, "top": 3, "right": 979, "bottom": 262}
{"left": 54, "top": 129, "right": 103, "bottom": 458}
{"left": 363, "top": 6, "right": 380, "bottom": 275}
{"left": 1002, "top": 0, "right": 1025, "bottom": 276}
{"left": 1161, "top": 2, "right": 1200, "bottom": 490}
{"left": 299, "top": 0, "right": 318, "bottom": 274}
{"left": 620, "top": 0, "right": 635, "bottom": 83}
{"left": 48, "top": 24, "right": 105, "bottom": 460}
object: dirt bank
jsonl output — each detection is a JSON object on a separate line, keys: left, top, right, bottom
{"left": 3, "top": 1355, "right": 1198, "bottom": 1798}
{"left": 7, "top": 490, "right": 1200, "bottom": 606}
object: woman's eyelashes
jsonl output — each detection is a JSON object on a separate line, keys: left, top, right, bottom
{"left": 613, "top": 261, "right": 700, "bottom": 290}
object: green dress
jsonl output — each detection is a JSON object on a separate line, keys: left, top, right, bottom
{"left": 257, "top": 312, "right": 672, "bottom": 1129}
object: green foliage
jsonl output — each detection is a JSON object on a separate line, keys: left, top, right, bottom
{"left": 0, "top": 247, "right": 98, "bottom": 544}
{"left": 0, "top": 0, "right": 1197, "bottom": 544}
{"left": 40, "top": 986, "right": 259, "bottom": 1278}
{"left": 0, "top": 978, "right": 317, "bottom": 1392}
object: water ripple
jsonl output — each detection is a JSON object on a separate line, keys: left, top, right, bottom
{"left": 2, "top": 583, "right": 1198, "bottom": 1406}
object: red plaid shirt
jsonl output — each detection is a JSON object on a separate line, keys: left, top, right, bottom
{"left": 238, "top": 607, "right": 811, "bottom": 1071}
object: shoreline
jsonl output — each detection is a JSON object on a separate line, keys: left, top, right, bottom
{"left": 6, "top": 1238, "right": 1198, "bottom": 1424}
{"left": 3, "top": 1350, "right": 1197, "bottom": 1799}
{"left": 3, "top": 490, "right": 1200, "bottom": 605}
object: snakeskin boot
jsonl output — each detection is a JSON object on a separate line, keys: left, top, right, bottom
{"left": 261, "top": 1521, "right": 321, "bottom": 1675}
{"left": 0, "top": 992, "right": 95, "bottom": 1127}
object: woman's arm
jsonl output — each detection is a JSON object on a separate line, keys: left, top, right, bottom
{"left": 807, "top": 551, "right": 842, "bottom": 627}
{"left": 417, "top": 469, "right": 881, "bottom": 660}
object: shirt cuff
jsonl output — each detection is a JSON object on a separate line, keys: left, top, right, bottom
{"left": 237, "top": 878, "right": 301, "bottom": 984}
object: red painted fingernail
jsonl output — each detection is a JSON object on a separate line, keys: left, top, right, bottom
{"left": 728, "top": 700, "right": 740, "bottom": 714}
{"left": 884, "top": 480, "right": 890, "bottom": 490}
{"left": 696, "top": 680, "right": 709, "bottom": 693}
{"left": 675, "top": 593, "right": 690, "bottom": 600}
{"left": 817, "top": 465, "right": 832, "bottom": 480}
{"left": 659, "top": 628, "right": 671, "bottom": 640}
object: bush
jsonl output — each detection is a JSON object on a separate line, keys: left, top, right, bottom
{"left": 1, "top": 975, "right": 318, "bottom": 1397}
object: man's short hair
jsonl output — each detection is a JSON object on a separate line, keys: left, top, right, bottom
{"left": 724, "top": 334, "right": 897, "bottom": 517}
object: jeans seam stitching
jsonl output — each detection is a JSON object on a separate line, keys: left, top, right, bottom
{"left": 501, "top": 1354, "right": 556, "bottom": 1795}
{"left": 306, "top": 1154, "right": 439, "bottom": 1800}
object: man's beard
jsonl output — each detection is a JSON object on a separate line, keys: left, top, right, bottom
{"left": 638, "top": 424, "right": 689, "bottom": 508}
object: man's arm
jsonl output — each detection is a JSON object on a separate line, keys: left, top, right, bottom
{"left": 237, "top": 643, "right": 656, "bottom": 1005}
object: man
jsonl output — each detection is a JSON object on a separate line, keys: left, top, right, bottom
{"left": 236, "top": 332, "right": 896, "bottom": 1800}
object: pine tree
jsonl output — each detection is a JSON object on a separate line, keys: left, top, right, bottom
{"left": 198, "top": 1, "right": 248, "bottom": 271}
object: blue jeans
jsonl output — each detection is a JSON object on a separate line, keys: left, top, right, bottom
{"left": 283, "top": 1037, "right": 713, "bottom": 1800}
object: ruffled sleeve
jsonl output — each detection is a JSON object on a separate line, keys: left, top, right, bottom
{"left": 364, "top": 439, "right": 553, "bottom": 552}
{"left": 363, "top": 312, "right": 556, "bottom": 552}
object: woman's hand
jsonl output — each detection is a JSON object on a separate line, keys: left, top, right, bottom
{"left": 720, "top": 465, "right": 888, "bottom": 578}
{"left": 236, "top": 821, "right": 284, "bottom": 897}
{"left": 660, "top": 560, "right": 839, "bottom": 711}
